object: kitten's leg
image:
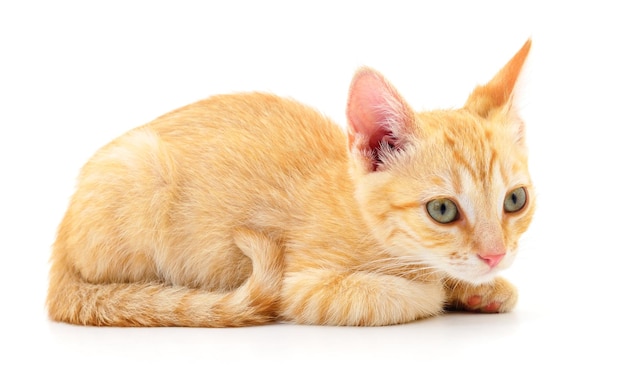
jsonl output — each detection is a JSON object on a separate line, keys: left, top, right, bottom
{"left": 444, "top": 277, "right": 518, "bottom": 313}
{"left": 227, "top": 228, "right": 285, "bottom": 318}
{"left": 279, "top": 269, "right": 445, "bottom": 326}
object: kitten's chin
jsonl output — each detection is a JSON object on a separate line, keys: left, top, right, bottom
{"left": 444, "top": 266, "right": 501, "bottom": 285}
{"left": 454, "top": 270, "right": 500, "bottom": 286}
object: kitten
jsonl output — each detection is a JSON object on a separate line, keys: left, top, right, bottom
{"left": 47, "top": 40, "right": 535, "bottom": 326}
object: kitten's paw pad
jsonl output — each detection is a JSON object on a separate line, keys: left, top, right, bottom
{"left": 446, "top": 277, "right": 518, "bottom": 313}
{"left": 453, "top": 295, "right": 502, "bottom": 313}
{"left": 466, "top": 295, "right": 482, "bottom": 307}
{"left": 459, "top": 296, "right": 502, "bottom": 313}
{"left": 483, "top": 301, "right": 502, "bottom": 313}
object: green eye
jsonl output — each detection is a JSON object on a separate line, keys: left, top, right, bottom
{"left": 504, "top": 187, "right": 527, "bottom": 213}
{"left": 426, "top": 198, "right": 459, "bottom": 224}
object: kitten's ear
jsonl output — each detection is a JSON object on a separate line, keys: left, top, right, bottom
{"left": 465, "top": 39, "right": 531, "bottom": 119}
{"left": 347, "top": 67, "right": 415, "bottom": 172}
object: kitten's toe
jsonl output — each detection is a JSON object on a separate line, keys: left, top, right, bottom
{"left": 482, "top": 301, "right": 502, "bottom": 313}
{"left": 458, "top": 296, "right": 502, "bottom": 313}
{"left": 467, "top": 295, "right": 482, "bottom": 307}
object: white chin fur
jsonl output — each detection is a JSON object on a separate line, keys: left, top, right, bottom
{"left": 440, "top": 260, "right": 502, "bottom": 285}
{"left": 454, "top": 269, "right": 500, "bottom": 285}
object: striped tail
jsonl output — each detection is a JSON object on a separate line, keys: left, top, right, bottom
{"left": 46, "top": 229, "right": 284, "bottom": 327}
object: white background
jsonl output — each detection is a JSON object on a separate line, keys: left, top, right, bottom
{"left": 1, "top": 1, "right": 624, "bottom": 377}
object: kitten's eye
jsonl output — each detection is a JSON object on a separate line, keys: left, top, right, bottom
{"left": 504, "top": 187, "right": 527, "bottom": 213}
{"left": 426, "top": 198, "right": 459, "bottom": 224}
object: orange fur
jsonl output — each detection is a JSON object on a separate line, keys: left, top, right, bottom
{"left": 47, "top": 40, "right": 535, "bottom": 326}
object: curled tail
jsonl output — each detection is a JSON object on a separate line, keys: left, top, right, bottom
{"left": 46, "top": 229, "right": 284, "bottom": 327}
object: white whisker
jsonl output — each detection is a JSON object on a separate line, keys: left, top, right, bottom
{"left": 353, "top": 255, "right": 445, "bottom": 281}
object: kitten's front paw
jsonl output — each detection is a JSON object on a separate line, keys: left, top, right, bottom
{"left": 446, "top": 277, "right": 518, "bottom": 313}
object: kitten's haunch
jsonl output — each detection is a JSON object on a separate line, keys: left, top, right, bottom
{"left": 47, "top": 40, "right": 535, "bottom": 326}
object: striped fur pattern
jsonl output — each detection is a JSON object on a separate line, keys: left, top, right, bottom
{"left": 47, "top": 40, "right": 534, "bottom": 326}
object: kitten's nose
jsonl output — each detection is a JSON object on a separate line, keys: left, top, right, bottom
{"left": 478, "top": 253, "right": 505, "bottom": 268}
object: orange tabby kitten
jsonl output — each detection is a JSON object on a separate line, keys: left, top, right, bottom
{"left": 47, "top": 40, "right": 535, "bottom": 326}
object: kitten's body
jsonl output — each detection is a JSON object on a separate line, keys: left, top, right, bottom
{"left": 48, "top": 41, "right": 535, "bottom": 326}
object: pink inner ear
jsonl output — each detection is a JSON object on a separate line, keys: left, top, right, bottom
{"left": 347, "top": 69, "right": 402, "bottom": 151}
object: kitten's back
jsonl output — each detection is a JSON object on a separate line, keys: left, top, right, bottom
{"left": 48, "top": 93, "right": 346, "bottom": 326}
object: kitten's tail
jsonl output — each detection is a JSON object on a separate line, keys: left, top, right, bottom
{"left": 46, "top": 229, "right": 284, "bottom": 327}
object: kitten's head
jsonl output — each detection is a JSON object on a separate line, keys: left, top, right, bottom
{"left": 347, "top": 40, "right": 535, "bottom": 284}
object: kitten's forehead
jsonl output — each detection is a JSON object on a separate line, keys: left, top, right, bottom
{"left": 424, "top": 110, "right": 523, "bottom": 169}
{"left": 414, "top": 109, "right": 529, "bottom": 218}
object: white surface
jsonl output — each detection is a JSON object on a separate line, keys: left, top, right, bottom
{"left": 1, "top": 1, "right": 624, "bottom": 377}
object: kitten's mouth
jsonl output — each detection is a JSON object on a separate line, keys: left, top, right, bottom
{"left": 443, "top": 260, "right": 502, "bottom": 285}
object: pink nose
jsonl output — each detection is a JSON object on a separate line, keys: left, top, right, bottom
{"left": 478, "top": 253, "right": 505, "bottom": 268}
